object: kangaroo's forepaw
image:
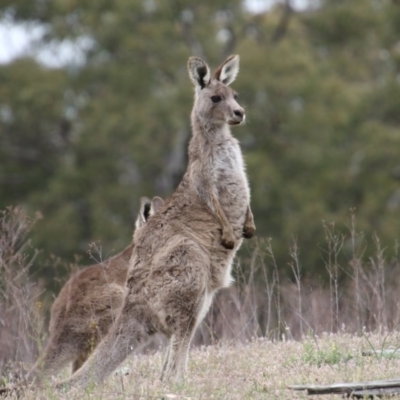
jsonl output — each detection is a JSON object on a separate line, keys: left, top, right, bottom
{"left": 221, "top": 235, "right": 235, "bottom": 250}
{"left": 242, "top": 224, "right": 256, "bottom": 239}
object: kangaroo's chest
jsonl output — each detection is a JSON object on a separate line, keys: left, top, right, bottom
{"left": 213, "top": 140, "right": 250, "bottom": 218}
{"left": 214, "top": 140, "right": 248, "bottom": 190}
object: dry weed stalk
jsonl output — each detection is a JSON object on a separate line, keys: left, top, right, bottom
{"left": 348, "top": 210, "right": 366, "bottom": 333}
{"left": 0, "top": 206, "right": 44, "bottom": 377}
{"left": 235, "top": 213, "right": 400, "bottom": 339}
{"left": 322, "top": 221, "right": 344, "bottom": 332}
{"left": 289, "top": 237, "right": 303, "bottom": 335}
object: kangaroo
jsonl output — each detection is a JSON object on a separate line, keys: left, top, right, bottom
{"left": 55, "top": 54, "right": 255, "bottom": 390}
{"left": 13, "top": 196, "right": 164, "bottom": 389}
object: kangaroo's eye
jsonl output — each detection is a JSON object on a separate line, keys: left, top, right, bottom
{"left": 211, "top": 95, "right": 222, "bottom": 103}
{"left": 234, "top": 93, "right": 239, "bottom": 100}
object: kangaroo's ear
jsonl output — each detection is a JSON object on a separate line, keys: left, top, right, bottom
{"left": 188, "top": 57, "right": 211, "bottom": 89}
{"left": 135, "top": 196, "right": 151, "bottom": 229}
{"left": 150, "top": 196, "right": 164, "bottom": 216}
{"left": 214, "top": 55, "right": 240, "bottom": 86}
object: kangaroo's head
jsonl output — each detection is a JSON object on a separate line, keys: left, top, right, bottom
{"left": 188, "top": 55, "right": 245, "bottom": 127}
{"left": 133, "top": 196, "right": 164, "bottom": 241}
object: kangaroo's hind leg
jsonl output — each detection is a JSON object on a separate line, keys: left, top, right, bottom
{"left": 71, "top": 322, "right": 106, "bottom": 373}
{"left": 56, "top": 305, "right": 148, "bottom": 390}
{"left": 161, "top": 325, "right": 196, "bottom": 382}
{"left": 71, "top": 349, "right": 92, "bottom": 374}
{"left": 158, "top": 245, "right": 210, "bottom": 382}
{"left": 24, "top": 331, "right": 79, "bottom": 384}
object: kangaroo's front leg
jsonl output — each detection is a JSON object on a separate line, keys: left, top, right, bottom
{"left": 243, "top": 205, "right": 256, "bottom": 239}
{"left": 213, "top": 197, "right": 235, "bottom": 249}
{"left": 192, "top": 169, "right": 235, "bottom": 249}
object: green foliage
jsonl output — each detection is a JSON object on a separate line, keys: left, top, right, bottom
{"left": 0, "top": 0, "right": 399, "bottom": 289}
{"left": 302, "top": 340, "right": 352, "bottom": 367}
{"left": 0, "top": 59, "right": 68, "bottom": 207}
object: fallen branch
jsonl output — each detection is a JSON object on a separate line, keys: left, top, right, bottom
{"left": 289, "top": 378, "right": 400, "bottom": 397}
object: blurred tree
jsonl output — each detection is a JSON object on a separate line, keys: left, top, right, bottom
{"left": 0, "top": 0, "right": 246, "bottom": 287}
{"left": 0, "top": 0, "right": 399, "bottom": 288}
{"left": 0, "top": 59, "right": 68, "bottom": 208}
{"left": 237, "top": 0, "right": 400, "bottom": 275}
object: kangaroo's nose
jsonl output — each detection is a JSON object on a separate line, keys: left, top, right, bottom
{"left": 234, "top": 109, "right": 244, "bottom": 119}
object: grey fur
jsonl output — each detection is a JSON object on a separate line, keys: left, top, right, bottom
{"left": 55, "top": 54, "right": 256, "bottom": 390}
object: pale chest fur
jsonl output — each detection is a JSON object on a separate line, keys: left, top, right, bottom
{"left": 213, "top": 135, "right": 250, "bottom": 229}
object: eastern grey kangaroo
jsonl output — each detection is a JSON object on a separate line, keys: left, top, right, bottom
{"left": 56, "top": 54, "right": 255, "bottom": 390}
{"left": 22, "top": 197, "right": 164, "bottom": 385}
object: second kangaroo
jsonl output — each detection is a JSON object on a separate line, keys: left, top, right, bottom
{"left": 56, "top": 54, "right": 255, "bottom": 390}
{"left": 0, "top": 197, "right": 163, "bottom": 397}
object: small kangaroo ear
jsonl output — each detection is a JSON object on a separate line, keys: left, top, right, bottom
{"left": 135, "top": 196, "right": 151, "bottom": 229}
{"left": 214, "top": 55, "right": 240, "bottom": 86}
{"left": 188, "top": 57, "right": 211, "bottom": 89}
{"left": 150, "top": 196, "right": 164, "bottom": 216}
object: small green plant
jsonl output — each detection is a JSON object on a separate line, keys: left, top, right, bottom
{"left": 302, "top": 341, "right": 352, "bottom": 367}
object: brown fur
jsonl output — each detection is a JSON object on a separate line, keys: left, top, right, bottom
{"left": 20, "top": 197, "right": 164, "bottom": 385}
{"left": 56, "top": 54, "right": 255, "bottom": 389}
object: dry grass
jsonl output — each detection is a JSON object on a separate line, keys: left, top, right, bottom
{"left": 0, "top": 207, "right": 44, "bottom": 376}
{"left": 4, "top": 331, "right": 400, "bottom": 399}
{"left": 2, "top": 207, "right": 400, "bottom": 398}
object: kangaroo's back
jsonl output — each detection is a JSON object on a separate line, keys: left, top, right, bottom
{"left": 50, "top": 243, "right": 133, "bottom": 334}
